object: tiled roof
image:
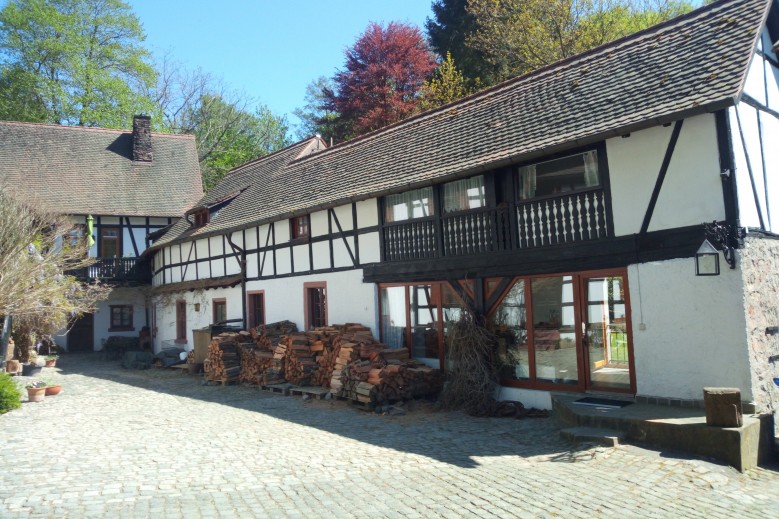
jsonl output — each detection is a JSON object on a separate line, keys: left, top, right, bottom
{"left": 153, "top": 0, "right": 769, "bottom": 248}
{"left": 0, "top": 121, "right": 203, "bottom": 217}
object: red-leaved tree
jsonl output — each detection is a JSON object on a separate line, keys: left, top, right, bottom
{"left": 328, "top": 22, "right": 437, "bottom": 139}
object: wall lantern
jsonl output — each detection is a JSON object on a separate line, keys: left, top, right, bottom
{"left": 695, "top": 239, "right": 720, "bottom": 276}
{"left": 193, "top": 303, "right": 201, "bottom": 312}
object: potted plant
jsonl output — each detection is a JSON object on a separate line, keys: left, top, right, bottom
{"left": 25, "top": 380, "right": 47, "bottom": 402}
{"left": 44, "top": 355, "right": 58, "bottom": 367}
{"left": 43, "top": 379, "right": 62, "bottom": 396}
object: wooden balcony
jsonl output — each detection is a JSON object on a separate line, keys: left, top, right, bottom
{"left": 70, "top": 257, "right": 151, "bottom": 284}
{"left": 382, "top": 190, "right": 609, "bottom": 261}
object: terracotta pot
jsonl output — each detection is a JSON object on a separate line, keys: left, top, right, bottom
{"left": 27, "top": 387, "right": 46, "bottom": 402}
{"left": 45, "top": 385, "right": 62, "bottom": 396}
{"left": 45, "top": 359, "right": 57, "bottom": 367}
{"left": 6, "top": 359, "right": 20, "bottom": 374}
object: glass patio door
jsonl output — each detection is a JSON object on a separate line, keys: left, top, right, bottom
{"left": 582, "top": 274, "right": 633, "bottom": 391}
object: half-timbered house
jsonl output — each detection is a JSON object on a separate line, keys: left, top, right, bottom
{"left": 149, "top": 0, "right": 779, "bottom": 418}
{"left": 0, "top": 116, "right": 203, "bottom": 351}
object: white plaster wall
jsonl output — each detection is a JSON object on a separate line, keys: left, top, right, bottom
{"left": 763, "top": 115, "right": 779, "bottom": 231}
{"left": 195, "top": 238, "right": 208, "bottom": 260}
{"left": 258, "top": 224, "right": 272, "bottom": 248}
{"left": 607, "top": 113, "right": 724, "bottom": 236}
{"left": 627, "top": 258, "right": 752, "bottom": 401}
{"left": 497, "top": 387, "right": 553, "bottom": 410}
{"left": 744, "top": 50, "right": 768, "bottom": 105}
{"left": 149, "top": 218, "right": 169, "bottom": 226}
{"left": 228, "top": 230, "right": 244, "bottom": 250}
{"left": 260, "top": 249, "right": 274, "bottom": 277}
{"left": 359, "top": 232, "right": 381, "bottom": 264}
{"left": 209, "top": 236, "right": 224, "bottom": 257}
{"left": 292, "top": 244, "right": 310, "bottom": 272}
{"left": 333, "top": 204, "right": 354, "bottom": 231}
{"left": 245, "top": 269, "right": 377, "bottom": 336}
{"left": 333, "top": 236, "right": 354, "bottom": 268}
{"left": 276, "top": 248, "right": 291, "bottom": 275}
{"left": 731, "top": 104, "right": 771, "bottom": 231}
{"left": 224, "top": 254, "right": 241, "bottom": 276}
{"left": 246, "top": 251, "right": 259, "bottom": 278}
{"left": 245, "top": 227, "right": 258, "bottom": 250}
{"left": 356, "top": 199, "right": 378, "bottom": 228}
{"left": 310, "top": 210, "right": 328, "bottom": 237}
{"left": 152, "top": 286, "right": 242, "bottom": 352}
{"left": 275, "top": 221, "right": 290, "bottom": 244}
{"left": 311, "top": 241, "right": 330, "bottom": 271}
{"left": 102, "top": 216, "right": 120, "bottom": 225}
{"left": 93, "top": 287, "right": 147, "bottom": 351}
{"left": 211, "top": 257, "right": 225, "bottom": 278}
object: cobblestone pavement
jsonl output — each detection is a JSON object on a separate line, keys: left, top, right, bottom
{"left": 2, "top": 354, "right": 778, "bottom": 518}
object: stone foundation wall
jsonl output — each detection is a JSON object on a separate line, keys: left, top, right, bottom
{"left": 740, "top": 235, "right": 779, "bottom": 415}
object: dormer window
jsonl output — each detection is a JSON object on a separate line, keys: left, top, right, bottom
{"left": 193, "top": 209, "right": 209, "bottom": 228}
{"left": 291, "top": 214, "right": 310, "bottom": 240}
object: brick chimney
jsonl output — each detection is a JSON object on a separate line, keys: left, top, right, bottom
{"left": 132, "top": 115, "right": 153, "bottom": 162}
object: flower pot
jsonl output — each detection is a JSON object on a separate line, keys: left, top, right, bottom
{"left": 5, "top": 359, "right": 20, "bottom": 374}
{"left": 21, "top": 364, "right": 42, "bottom": 377}
{"left": 45, "top": 385, "right": 62, "bottom": 396}
{"left": 27, "top": 387, "right": 46, "bottom": 402}
{"left": 45, "top": 359, "right": 57, "bottom": 367}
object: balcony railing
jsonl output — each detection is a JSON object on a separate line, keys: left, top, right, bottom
{"left": 382, "top": 190, "right": 609, "bottom": 261}
{"left": 71, "top": 257, "right": 150, "bottom": 283}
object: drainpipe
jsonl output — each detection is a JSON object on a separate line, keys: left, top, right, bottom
{"left": 225, "top": 234, "right": 247, "bottom": 329}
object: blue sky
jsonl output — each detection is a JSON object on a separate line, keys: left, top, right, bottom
{"left": 130, "top": 1, "right": 435, "bottom": 134}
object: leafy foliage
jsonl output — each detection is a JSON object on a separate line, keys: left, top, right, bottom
{"left": 0, "top": 373, "right": 22, "bottom": 414}
{"left": 292, "top": 76, "right": 341, "bottom": 143}
{"left": 426, "top": 0, "right": 497, "bottom": 86}
{"left": 419, "top": 52, "right": 473, "bottom": 111}
{"left": 325, "top": 22, "right": 437, "bottom": 140}
{"left": 467, "top": 0, "right": 695, "bottom": 82}
{"left": 0, "top": 0, "right": 157, "bottom": 127}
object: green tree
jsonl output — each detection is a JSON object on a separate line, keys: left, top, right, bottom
{"left": 419, "top": 52, "right": 472, "bottom": 111}
{"left": 292, "top": 76, "right": 341, "bottom": 143}
{"left": 467, "top": 0, "right": 694, "bottom": 82}
{"left": 426, "top": 0, "right": 498, "bottom": 86}
{"left": 0, "top": 0, "right": 156, "bottom": 127}
{"left": 182, "top": 94, "right": 289, "bottom": 191}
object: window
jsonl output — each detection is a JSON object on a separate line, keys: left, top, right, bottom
{"left": 176, "top": 301, "right": 187, "bottom": 342}
{"left": 305, "top": 282, "right": 327, "bottom": 329}
{"left": 442, "top": 175, "right": 486, "bottom": 213}
{"left": 247, "top": 292, "right": 265, "bottom": 330}
{"left": 67, "top": 224, "right": 85, "bottom": 248}
{"left": 212, "top": 299, "right": 227, "bottom": 324}
{"left": 291, "top": 215, "right": 310, "bottom": 240}
{"left": 109, "top": 305, "right": 133, "bottom": 331}
{"left": 193, "top": 209, "right": 209, "bottom": 228}
{"left": 384, "top": 187, "right": 434, "bottom": 223}
{"left": 517, "top": 150, "right": 600, "bottom": 200}
{"left": 100, "top": 227, "right": 121, "bottom": 257}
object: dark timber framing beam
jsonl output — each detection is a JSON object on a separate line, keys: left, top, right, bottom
{"left": 734, "top": 105, "right": 767, "bottom": 230}
{"left": 329, "top": 208, "right": 357, "bottom": 267}
{"left": 225, "top": 233, "right": 247, "bottom": 328}
{"left": 715, "top": 110, "right": 739, "bottom": 230}
{"left": 640, "top": 120, "right": 684, "bottom": 235}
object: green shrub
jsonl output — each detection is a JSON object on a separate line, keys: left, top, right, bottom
{"left": 0, "top": 373, "right": 22, "bottom": 414}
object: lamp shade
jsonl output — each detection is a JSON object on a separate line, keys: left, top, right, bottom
{"left": 695, "top": 239, "right": 720, "bottom": 276}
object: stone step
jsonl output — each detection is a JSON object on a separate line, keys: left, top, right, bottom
{"left": 560, "top": 426, "right": 626, "bottom": 447}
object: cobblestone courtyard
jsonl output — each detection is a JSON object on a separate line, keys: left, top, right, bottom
{"left": 1, "top": 354, "right": 778, "bottom": 518}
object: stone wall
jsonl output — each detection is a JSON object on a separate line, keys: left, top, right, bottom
{"left": 740, "top": 235, "right": 779, "bottom": 416}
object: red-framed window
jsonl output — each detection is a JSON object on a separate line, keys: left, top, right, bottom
{"left": 291, "top": 214, "right": 310, "bottom": 240}
{"left": 212, "top": 298, "right": 227, "bottom": 324}
{"left": 175, "top": 300, "right": 187, "bottom": 342}
{"left": 193, "top": 209, "right": 209, "bottom": 228}
{"left": 304, "top": 282, "right": 327, "bottom": 329}
{"left": 247, "top": 291, "right": 265, "bottom": 330}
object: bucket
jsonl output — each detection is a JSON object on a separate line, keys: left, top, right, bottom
{"left": 21, "top": 363, "right": 42, "bottom": 377}
{"left": 188, "top": 362, "right": 203, "bottom": 375}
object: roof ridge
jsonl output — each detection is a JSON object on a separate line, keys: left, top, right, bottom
{"left": 224, "top": 136, "right": 323, "bottom": 177}
{"left": 289, "top": 0, "right": 754, "bottom": 166}
{"left": 0, "top": 119, "right": 196, "bottom": 139}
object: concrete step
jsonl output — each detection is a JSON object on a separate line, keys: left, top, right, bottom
{"left": 560, "top": 426, "right": 626, "bottom": 447}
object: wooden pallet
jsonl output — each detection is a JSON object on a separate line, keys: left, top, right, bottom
{"left": 260, "top": 383, "right": 292, "bottom": 395}
{"left": 288, "top": 386, "right": 330, "bottom": 399}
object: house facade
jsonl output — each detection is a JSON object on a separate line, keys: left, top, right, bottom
{"left": 148, "top": 0, "right": 779, "bottom": 417}
{"left": 0, "top": 116, "right": 203, "bottom": 351}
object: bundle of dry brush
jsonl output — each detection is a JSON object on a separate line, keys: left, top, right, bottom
{"left": 437, "top": 310, "right": 500, "bottom": 416}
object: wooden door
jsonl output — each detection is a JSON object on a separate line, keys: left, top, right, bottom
{"left": 68, "top": 313, "right": 94, "bottom": 351}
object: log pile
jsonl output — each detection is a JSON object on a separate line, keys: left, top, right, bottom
{"left": 238, "top": 345, "right": 274, "bottom": 384}
{"left": 203, "top": 333, "right": 242, "bottom": 383}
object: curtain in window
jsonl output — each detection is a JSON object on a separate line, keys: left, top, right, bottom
{"left": 380, "top": 287, "right": 407, "bottom": 349}
{"left": 518, "top": 164, "right": 537, "bottom": 200}
{"left": 583, "top": 151, "right": 599, "bottom": 187}
{"left": 384, "top": 187, "right": 434, "bottom": 222}
{"left": 442, "top": 175, "right": 485, "bottom": 213}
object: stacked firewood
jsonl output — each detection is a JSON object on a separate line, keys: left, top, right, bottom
{"left": 238, "top": 345, "right": 274, "bottom": 384}
{"left": 250, "top": 320, "right": 297, "bottom": 350}
{"left": 338, "top": 357, "right": 443, "bottom": 404}
{"left": 204, "top": 333, "right": 241, "bottom": 383}
{"left": 261, "top": 341, "right": 287, "bottom": 385}
{"left": 186, "top": 350, "right": 195, "bottom": 364}
{"left": 281, "top": 333, "right": 319, "bottom": 385}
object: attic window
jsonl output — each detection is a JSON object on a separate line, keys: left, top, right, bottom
{"left": 193, "top": 209, "right": 209, "bottom": 228}
{"left": 291, "top": 214, "right": 310, "bottom": 240}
